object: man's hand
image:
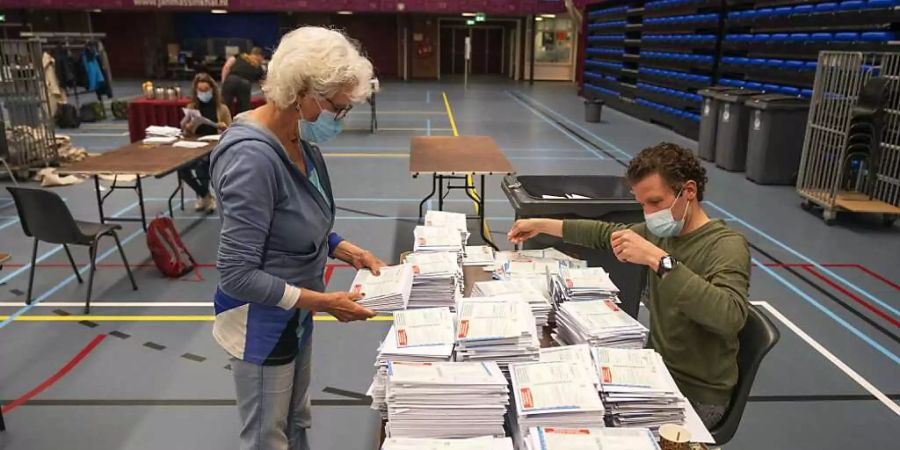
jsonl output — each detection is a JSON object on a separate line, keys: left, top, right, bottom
{"left": 610, "top": 229, "right": 667, "bottom": 270}
{"left": 216, "top": 122, "right": 228, "bottom": 132}
{"left": 351, "top": 250, "right": 386, "bottom": 276}
{"left": 322, "top": 291, "right": 375, "bottom": 322}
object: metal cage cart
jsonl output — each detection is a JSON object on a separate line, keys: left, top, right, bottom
{"left": 0, "top": 39, "right": 57, "bottom": 181}
{"left": 796, "top": 51, "right": 900, "bottom": 226}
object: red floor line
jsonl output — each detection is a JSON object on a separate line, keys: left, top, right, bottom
{"left": 1, "top": 334, "right": 107, "bottom": 414}
{"left": 3, "top": 263, "right": 353, "bottom": 269}
{"left": 800, "top": 266, "right": 900, "bottom": 328}
{"left": 827, "top": 264, "right": 900, "bottom": 291}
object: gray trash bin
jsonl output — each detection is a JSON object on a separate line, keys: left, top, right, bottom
{"left": 698, "top": 86, "right": 739, "bottom": 162}
{"left": 585, "top": 99, "right": 604, "bottom": 123}
{"left": 501, "top": 175, "right": 646, "bottom": 319}
{"left": 745, "top": 94, "right": 810, "bottom": 185}
{"left": 713, "top": 89, "right": 763, "bottom": 171}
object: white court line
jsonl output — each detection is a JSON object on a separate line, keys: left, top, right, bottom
{"left": 62, "top": 132, "right": 129, "bottom": 137}
{"left": 752, "top": 301, "right": 900, "bottom": 416}
{"left": 0, "top": 302, "right": 212, "bottom": 307}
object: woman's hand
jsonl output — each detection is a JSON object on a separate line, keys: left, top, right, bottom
{"left": 322, "top": 291, "right": 375, "bottom": 322}
{"left": 216, "top": 122, "right": 228, "bottom": 132}
{"left": 351, "top": 250, "right": 386, "bottom": 276}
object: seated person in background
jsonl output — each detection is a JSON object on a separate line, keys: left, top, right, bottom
{"left": 508, "top": 142, "right": 750, "bottom": 429}
{"left": 181, "top": 73, "right": 230, "bottom": 212}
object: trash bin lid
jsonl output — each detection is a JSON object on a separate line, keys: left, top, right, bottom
{"left": 745, "top": 93, "right": 809, "bottom": 110}
{"left": 713, "top": 89, "right": 764, "bottom": 101}
{"left": 698, "top": 86, "right": 741, "bottom": 98}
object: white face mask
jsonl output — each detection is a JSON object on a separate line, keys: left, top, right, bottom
{"left": 645, "top": 190, "right": 690, "bottom": 238}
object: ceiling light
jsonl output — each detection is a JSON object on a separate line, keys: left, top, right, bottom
{"left": 337, "top": 11, "right": 353, "bottom": 15}
{"left": 211, "top": 9, "right": 228, "bottom": 14}
{"left": 535, "top": 17, "right": 543, "bottom": 21}
{"left": 540, "top": 14, "right": 556, "bottom": 18}
{"left": 462, "top": 13, "right": 477, "bottom": 17}
{"left": 90, "top": 9, "right": 102, "bottom": 13}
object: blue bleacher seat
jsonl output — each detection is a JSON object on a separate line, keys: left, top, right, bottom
{"left": 757, "top": 8, "right": 775, "bottom": 17}
{"left": 766, "top": 59, "right": 785, "bottom": 68}
{"left": 771, "top": 33, "right": 789, "bottom": 41}
{"left": 728, "top": 11, "right": 741, "bottom": 18}
{"left": 793, "top": 5, "right": 815, "bottom": 14}
{"left": 734, "top": 57, "right": 750, "bottom": 65}
{"left": 789, "top": 33, "right": 811, "bottom": 42}
{"left": 811, "top": 33, "right": 833, "bottom": 42}
{"left": 801, "top": 89, "right": 814, "bottom": 98}
{"left": 783, "top": 60, "right": 804, "bottom": 70}
{"left": 763, "top": 83, "right": 780, "bottom": 92}
{"left": 804, "top": 61, "right": 818, "bottom": 70}
{"left": 753, "top": 34, "right": 772, "bottom": 42}
{"left": 815, "top": 2, "right": 838, "bottom": 12}
{"left": 867, "top": 0, "right": 893, "bottom": 8}
{"left": 861, "top": 31, "right": 896, "bottom": 41}
{"left": 774, "top": 6, "right": 793, "bottom": 15}
{"left": 750, "top": 58, "right": 768, "bottom": 66}
{"left": 721, "top": 56, "right": 737, "bottom": 64}
{"left": 745, "top": 82, "right": 763, "bottom": 90}
{"left": 780, "top": 86, "right": 801, "bottom": 96}
{"left": 835, "top": 32, "right": 860, "bottom": 41}
{"left": 838, "top": 0, "right": 866, "bottom": 10}
{"left": 732, "top": 80, "right": 747, "bottom": 88}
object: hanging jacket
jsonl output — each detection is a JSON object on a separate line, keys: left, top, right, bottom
{"left": 81, "top": 47, "right": 106, "bottom": 92}
{"left": 43, "top": 51, "right": 67, "bottom": 117}
{"left": 52, "top": 48, "right": 77, "bottom": 89}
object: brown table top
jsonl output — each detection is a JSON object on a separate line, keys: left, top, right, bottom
{"left": 58, "top": 142, "right": 213, "bottom": 178}
{"left": 409, "top": 136, "right": 515, "bottom": 176}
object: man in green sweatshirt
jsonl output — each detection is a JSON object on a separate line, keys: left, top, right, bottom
{"left": 508, "top": 142, "right": 750, "bottom": 428}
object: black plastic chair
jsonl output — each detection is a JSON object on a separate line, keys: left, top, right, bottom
{"left": 7, "top": 187, "right": 137, "bottom": 314}
{"left": 710, "top": 305, "right": 780, "bottom": 446}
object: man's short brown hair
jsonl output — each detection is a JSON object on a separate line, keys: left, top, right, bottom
{"left": 626, "top": 142, "right": 708, "bottom": 201}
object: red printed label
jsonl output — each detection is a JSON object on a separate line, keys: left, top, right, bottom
{"left": 397, "top": 329, "right": 408, "bottom": 347}
{"left": 602, "top": 366, "right": 613, "bottom": 384}
{"left": 604, "top": 301, "right": 619, "bottom": 312}
{"left": 545, "top": 428, "right": 591, "bottom": 435}
{"left": 520, "top": 388, "right": 534, "bottom": 409}
{"left": 412, "top": 266, "right": 421, "bottom": 275}
{"left": 566, "top": 279, "right": 574, "bottom": 289}
{"left": 352, "top": 284, "right": 362, "bottom": 294}
{"left": 458, "top": 320, "right": 470, "bottom": 338}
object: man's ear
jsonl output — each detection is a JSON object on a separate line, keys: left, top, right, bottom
{"left": 682, "top": 180, "right": 698, "bottom": 201}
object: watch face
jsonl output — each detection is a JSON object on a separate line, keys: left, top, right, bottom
{"left": 663, "top": 257, "right": 673, "bottom": 270}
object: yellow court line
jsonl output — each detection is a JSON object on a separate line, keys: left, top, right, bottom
{"left": 377, "top": 111, "right": 448, "bottom": 115}
{"left": 441, "top": 92, "right": 460, "bottom": 137}
{"left": 323, "top": 153, "right": 408, "bottom": 158}
{"left": 0, "top": 315, "right": 394, "bottom": 322}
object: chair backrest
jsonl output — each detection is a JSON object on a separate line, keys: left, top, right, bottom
{"left": 6, "top": 187, "right": 85, "bottom": 244}
{"left": 710, "top": 304, "right": 780, "bottom": 446}
{"left": 854, "top": 77, "right": 889, "bottom": 117}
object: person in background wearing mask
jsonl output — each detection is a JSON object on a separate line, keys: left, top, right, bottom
{"left": 209, "top": 27, "right": 382, "bottom": 450}
{"left": 221, "top": 46, "right": 265, "bottom": 114}
{"left": 507, "top": 142, "right": 750, "bottom": 429}
{"left": 181, "top": 72, "right": 230, "bottom": 212}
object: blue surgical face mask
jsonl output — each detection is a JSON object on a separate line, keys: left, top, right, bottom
{"left": 645, "top": 190, "right": 690, "bottom": 238}
{"left": 299, "top": 98, "right": 344, "bottom": 143}
{"left": 197, "top": 90, "right": 213, "bottom": 103}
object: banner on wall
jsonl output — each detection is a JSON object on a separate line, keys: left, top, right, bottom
{"left": 132, "top": 0, "right": 228, "bottom": 6}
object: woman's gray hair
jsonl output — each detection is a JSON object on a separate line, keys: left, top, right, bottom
{"left": 263, "top": 27, "right": 374, "bottom": 110}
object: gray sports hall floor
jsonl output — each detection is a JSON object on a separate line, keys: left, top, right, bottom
{"left": 0, "top": 78, "right": 897, "bottom": 450}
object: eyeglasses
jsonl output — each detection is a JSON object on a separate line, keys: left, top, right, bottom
{"left": 325, "top": 98, "right": 353, "bottom": 120}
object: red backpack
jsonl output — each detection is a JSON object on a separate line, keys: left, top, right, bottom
{"left": 147, "top": 216, "right": 200, "bottom": 279}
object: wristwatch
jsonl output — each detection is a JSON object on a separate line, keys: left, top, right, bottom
{"left": 657, "top": 255, "right": 677, "bottom": 277}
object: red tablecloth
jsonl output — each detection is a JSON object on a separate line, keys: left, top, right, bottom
{"left": 127, "top": 96, "right": 265, "bottom": 142}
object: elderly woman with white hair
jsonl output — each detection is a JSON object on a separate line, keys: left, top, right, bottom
{"left": 209, "top": 27, "right": 385, "bottom": 450}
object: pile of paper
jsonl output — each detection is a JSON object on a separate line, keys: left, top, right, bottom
{"left": 463, "top": 245, "right": 495, "bottom": 266}
{"left": 471, "top": 279, "right": 552, "bottom": 328}
{"left": 145, "top": 125, "right": 181, "bottom": 137}
{"left": 524, "top": 427, "right": 660, "bottom": 450}
{"left": 351, "top": 264, "right": 414, "bottom": 312}
{"left": 455, "top": 299, "right": 540, "bottom": 375}
{"left": 414, "top": 226, "right": 464, "bottom": 253}
{"left": 554, "top": 300, "right": 648, "bottom": 349}
{"left": 508, "top": 361, "right": 606, "bottom": 448}
{"left": 593, "top": 348, "right": 686, "bottom": 431}
{"left": 486, "top": 248, "right": 586, "bottom": 273}
{"left": 384, "top": 361, "right": 509, "bottom": 439}
{"left": 405, "top": 252, "right": 462, "bottom": 309}
{"left": 369, "top": 308, "right": 456, "bottom": 417}
{"left": 551, "top": 267, "right": 620, "bottom": 304}
{"left": 382, "top": 436, "right": 514, "bottom": 450}
{"left": 538, "top": 344, "right": 602, "bottom": 389}
{"left": 424, "top": 210, "right": 470, "bottom": 246}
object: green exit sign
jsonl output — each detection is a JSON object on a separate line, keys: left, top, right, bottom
{"left": 475, "top": 13, "right": 486, "bottom": 22}
{"left": 466, "top": 19, "right": 475, "bottom": 25}
{"left": 0, "top": 14, "right": 6, "bottom": 23}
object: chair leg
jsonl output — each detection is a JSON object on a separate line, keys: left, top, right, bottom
{"left": 0, "top": 403, "right": 5, "bottom": 431}
{"left": 84, "top": 243, "right": 98, "bottom": 315}
{"left": 26, "top": 238, "right": 38, "bottom": 305}
{"left": 63, "top": 244, "right": 83, "bottom": 284}
{"left": 112, "top": 231, "right": 138, "bottom": 291}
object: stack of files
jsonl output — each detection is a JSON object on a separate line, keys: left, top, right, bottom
{"left": 455, "top": 298, "right": 540, "bottom": 375}
{"left": 508, "top": 361, "right": 606, "bottom": 448}
{"left": 382, "top": 436, "right": 514, "bottom": 450}
{"left": 524, "top": 427, "right": 660, "bottom": 450}
{"left": 369, "top": 308, "right": 456, "bottom": 418}
{"left": 405, "top": 252, "right": 462, "bottom": 309}
{"left": 384, "top": 361, "right": 509, "bottom": 439}
{"left": 463, "top": 245, "right": 495, "bottom": 266}
{"left": 351, "top": 264, "right": 414, "bottom": 312}
{"left": 554, "top": 300, "right": 648, "bottom": 349}
{"left": 471, "top": 279, "right": 552, "bottom": 328}
{"left": 593, "top": 348, "right": 686, "bottom": 431}
{"left": 413, "top": 226, "right": 464, "bottom": 253}
{"left": 144, "top": 125, "right": 181, "bottom": 137}
{"left": 538, "top": 344, "right": 602, "bottom": 389}
{"left": 495, "top": 258, "right": 562, "bottom": 280}
{"left": 424, "top": 210, "right": 470, "bottom": 246}
{"left": 551, "top": 267, "right": 620, "bottom": 304}
{"left": 486, "top": 249, "right": 586, "bottom": 273}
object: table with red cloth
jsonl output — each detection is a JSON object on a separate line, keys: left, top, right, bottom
{"left": 127, "top": 96, "right": 265, "bottom": 142}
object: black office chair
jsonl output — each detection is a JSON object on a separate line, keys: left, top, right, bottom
{"left": 710, "top": 305, "right": 780, "bottom": 446}
{"left": 7, "top": 187, "right": 138, "bottom": 314}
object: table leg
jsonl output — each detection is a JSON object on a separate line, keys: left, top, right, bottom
{"left": 418, "top": 174, "right": 437, "bottom": 220}
{"left": 167, "top": 175, "right": 183, "bottom": 220}
{"left": 136, "top": 176, "right": 147, "bottom": 231}
{"left": 479, "top": 175, "right": 498, "bottom": 251}
{"left": 438, "top": 175, "right": 445, "bottom": 211}
{"left": 93, "top": 175, "right": 106, "bottom": 224}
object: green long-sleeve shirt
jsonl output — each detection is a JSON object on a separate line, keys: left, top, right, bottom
{"left": 563, "top": 218, "right": 750, "bottom": 406}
